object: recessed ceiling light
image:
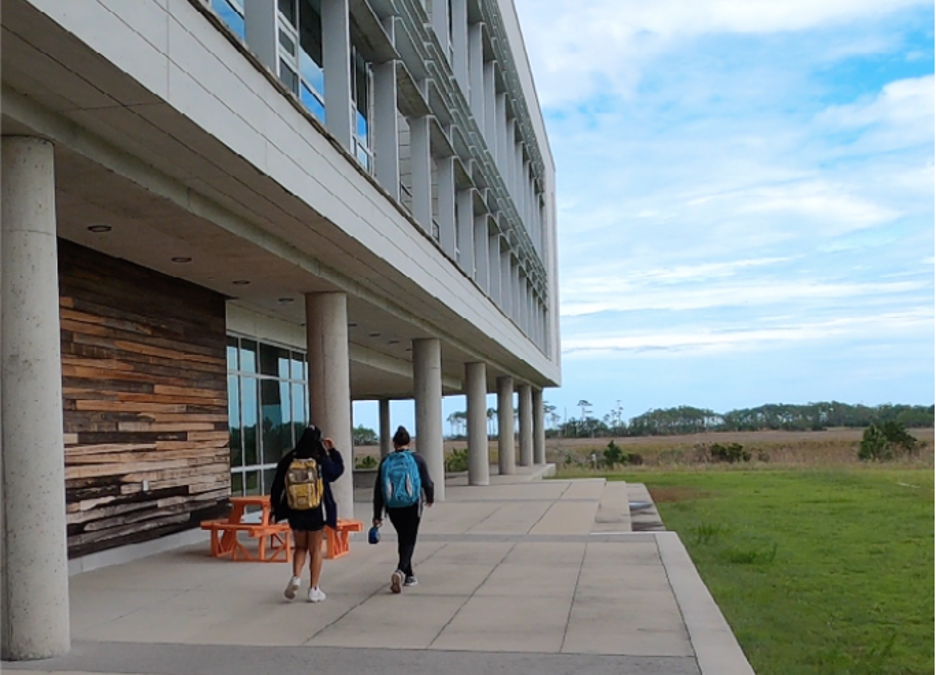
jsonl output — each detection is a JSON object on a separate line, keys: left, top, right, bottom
{"left": 348, "top": 322, "right": 358, "bottom": 328}
{"left": 87, "top": 224, "right": 112, "bottom": 233}
{"left": 232, "top": 279, "right": 251, "bottom": 286}
{"left": 171, "top": 256, "right": 192, "bottom": 263}
{"left": 388, "top": 339, "right": 400, "bottom": 345}
{"left": 369, "top": 332, "right": 381, "bottom": 338}
{"left": 278, "top": 297, "right": 294, "bottom": 303}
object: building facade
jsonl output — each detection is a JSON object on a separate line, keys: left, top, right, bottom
{"left": 0, "top": 0, "right": 559, "bottom": 659}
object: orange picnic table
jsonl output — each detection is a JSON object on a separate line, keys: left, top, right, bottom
{"left": 200, "top": 495, "right": 363, "bottom": 562}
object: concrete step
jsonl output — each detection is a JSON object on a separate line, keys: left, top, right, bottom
{"left": 591, "top": 480, "right": 632, "bottom": 533}
{"left": 626, "top": 483, "right": 666, "bottom": 532}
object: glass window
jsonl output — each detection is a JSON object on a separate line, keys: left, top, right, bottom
{"left": 231, "top": 472, "right": 244, "bottom": 497}
{"left": 259, "top": 343, "right": 290, "bottom": 378}
{"left": 245, "top": 470, "right": 262, "bottom": 496}
{"left": 260, "top": 379, "right": 292, "bottom": 464}
{"left": 240, "top": 339, "right": 257, "bottom": 373}
{"left": 279, "top": 60, "right": 299, "bottom": 94}
{"left": 290, "top": 353, "right": 305, "bottom": 380}
{"left": 242, "top": 376, "right": 259, "bottom": 466}
{"left": 211, "top": 0, "right": 245, "bottom": 39}
{"left": 278, "top": 0, "right": 297, "bottom": 27}
{"left": 262, "top": 467, "right": 278, "bottom": 495}
{"left": 228, "top": 375, "right": 243, "bottom": 468}
{"left": 226, "top": 336, "right": 239, "bottom": 371}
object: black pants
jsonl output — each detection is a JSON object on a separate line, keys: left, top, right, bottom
{"left": 387, "top": 504, "right": 420, "bottom": 576}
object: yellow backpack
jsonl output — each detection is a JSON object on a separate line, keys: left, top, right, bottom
{"left": 285, "top": 458, "right": 323, "bottom": 510}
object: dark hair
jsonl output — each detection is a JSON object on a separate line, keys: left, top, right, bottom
{"left": 392, "top": 426, "right": 411, "bottom": 447}
{"left": 295, "top": 425, "right": 325, "bottom": 459}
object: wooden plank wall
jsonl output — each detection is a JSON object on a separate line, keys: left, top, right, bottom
{"left": 59, "top": 240, "right": 230, "bottom": 558}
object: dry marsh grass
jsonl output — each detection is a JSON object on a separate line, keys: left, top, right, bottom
{"left": 546, "top": 428, "right": 934, "bottom": 472}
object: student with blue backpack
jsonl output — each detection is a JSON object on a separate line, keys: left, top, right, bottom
{"left": 372, "top": 426, "right": 434, "bottom": 593}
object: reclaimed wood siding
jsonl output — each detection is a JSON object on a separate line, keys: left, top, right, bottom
{"left": 59, "top": 240, "right": 229, "bottom": 558}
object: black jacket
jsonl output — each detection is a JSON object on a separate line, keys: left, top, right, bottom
{"left": 372, "top": 448, "right": 434, "bottom": 521}
{"left": 271, "top": 447, "right": 344, "bottom": 529}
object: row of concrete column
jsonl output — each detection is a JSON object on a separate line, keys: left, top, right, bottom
{"left": 0, "top": 137, "right": 549, "bottom": 660}
{"left": 377, "top": 364, "right": 547, "bottom": 487}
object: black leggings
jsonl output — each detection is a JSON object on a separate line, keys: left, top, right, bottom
{"left": 387, "top": 504, "right": 421, "bottom": 576}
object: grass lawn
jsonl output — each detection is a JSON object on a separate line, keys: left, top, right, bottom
{"left": 612, "top": 468, "right": 933, "bottom": 675}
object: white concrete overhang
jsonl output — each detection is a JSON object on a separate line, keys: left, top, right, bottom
{"left": 349, "top": 0, "right": 398, "bottom": 64}
{"left": 1, "top": 0, "right": 561, "bottom": 394}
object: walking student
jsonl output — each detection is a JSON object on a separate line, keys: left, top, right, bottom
{"left": 372, "top": 426, "right": 434, "bottom": 593}
{"left": 271, "top": 425, "right": 344, "bottom": 603}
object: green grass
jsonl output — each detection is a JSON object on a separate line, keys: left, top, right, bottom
{"left": 611, "top": 468, "right": 934, "bottom": 675}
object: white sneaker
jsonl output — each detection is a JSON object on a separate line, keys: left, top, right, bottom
{"left": 390, "top": 570, "right": 404, "bottom": 594}
{"left": 284, "top": 576, "right": 301, "bottom": 600}
{"left": 308, "top": 586, "right": 326, "bottom": 603}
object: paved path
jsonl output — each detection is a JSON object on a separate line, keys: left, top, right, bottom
{"left": 3, "top": 469, "right": 754, "bottom": 675}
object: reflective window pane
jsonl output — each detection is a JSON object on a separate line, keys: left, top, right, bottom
{"left": 260, "top": 378, "right": 290, "bottom": 464}
{"left": 242, "top": 377, "right": 259, "bottom": 466}
{"left": 231, "top": 471, "right": 244, "bottom": 497}
{"left": 211, "top": 0, "right": 245, "bottom": 39}
{"left": 290, "top": 353, "right": 304, "bottom": 380}
{"left": 262, "top": 467, "right": 278, "bottom": 495}
{"left": 240, "top": 339, "right": 258, "bottom": 374}
{"left": 226, "top": 336, "right": 238, "bottom": 371}
{"left": 245, "top": 470, "right": 262, "bottom": 496}
{"left": 259, "top": 343, "right": 289, "bottom": 377}
{"left": 228, "top": 375, "right": 243, "bottom": 468}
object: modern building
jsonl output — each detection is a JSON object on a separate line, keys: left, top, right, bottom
{"left": 0, "top": 0, "right": 559, "bottom": 659}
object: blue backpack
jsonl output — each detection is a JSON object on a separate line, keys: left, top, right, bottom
{"left": 381, "top": 451, "right": 421, "bottom": 509}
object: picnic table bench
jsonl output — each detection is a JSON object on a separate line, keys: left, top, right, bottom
{"left": 200, "top": 495, "right": 363, "bottom": 562}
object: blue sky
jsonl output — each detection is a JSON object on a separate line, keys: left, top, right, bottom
{"left": 513, "top": 0, "right": 934, "bottom": 425}
{"left": 355, "top": 1, "right": 934, "bottom": 433}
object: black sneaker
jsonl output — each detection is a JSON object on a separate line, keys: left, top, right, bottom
{"left": 404, "top": 575, "right": 418, "bottom": 587}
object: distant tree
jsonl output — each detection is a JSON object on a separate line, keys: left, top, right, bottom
{"left": 352, "top": 425, "right": 378, "bottom": 445}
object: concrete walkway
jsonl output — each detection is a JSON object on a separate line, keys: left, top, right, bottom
{"left": 4, "top": 469, "right": 754, "bottom": 675}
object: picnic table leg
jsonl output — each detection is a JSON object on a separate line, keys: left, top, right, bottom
{"left": 220, "top": 503, "right": 246, "bottom": 551}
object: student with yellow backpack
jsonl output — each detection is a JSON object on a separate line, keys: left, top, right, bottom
{"left": 271, "top": 425, "right": 344, "bottom": 603}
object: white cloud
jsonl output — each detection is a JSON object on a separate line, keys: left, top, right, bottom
{"left": 561, "top": 278, "right": 927, "bottom": 316}
{"left": 515, "top": 0, "right": 930, "bottom": 105}
{"left": 562, "top": 308, "right": 934, "bottom": 356}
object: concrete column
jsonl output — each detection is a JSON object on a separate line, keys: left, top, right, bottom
{"left": 323, "top": 0, "right": 353, "bottom": 151}
{"left": 465, "top": 362, "right": 489, "bottom": 486}
{"left": 451, "top": 0, "right": 469, "bottom": 91}
{"left": 374, "top": 47, "right": 400, "bottom": 198}
{"left": 500, "top": 250, "right": 512, "bottom": 315}
{"left": 431, "top": 0, "right": 450, "bottom": 58}
{"left": 495, "top": 93, "right": 507, "bottom": 172}
{"left": 484, "top": 61, "right": 497, "bottom": 152}
{"left": 379, "top": 398, "right": 392, "bottom": 458}
{"left": 244, "top": 0, "right": 277, "bottom": 72}
{"left": 488, "top": 234, "right": 501, "bottom": 304}
{"left": 306, "top": 292, "right": 354, "bottom": 520}
{"left": 409, "top": 115, "right": 432, "bottom": 232}
{"left": 438, "top": 155, "right": 456, "bottom": 258}
{"left": 1, "top": 137, "right": 69, "bottom": 660}
{"left": 533, "top": 388, "right": 546, "bottom": 465}
{"left": 497, "top": 376, "right": 515, "bottom": 475}
{"left": 468, "top": 23, "right": 484, "bottom": 121}
{"left": 518, "top": 384, "right": 533, "bottom": 467}
{"left": 473, "top": 214, "right": 489, "bottom": 291}
{"left": 413, "top": 339, "right": 445, "bottom": 501}
{"left": 456, "top": 188, "right": 474, "bottom": 274}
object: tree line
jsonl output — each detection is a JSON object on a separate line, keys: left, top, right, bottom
{"left": 549, "top": 401, "right": 934, "bottom": 439}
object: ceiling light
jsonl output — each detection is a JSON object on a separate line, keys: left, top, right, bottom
{"left": 369, "top": 332, "right": 381, "bottom": 338}
{"left": 232, "top": 279, "right": 251, "bottom": 286}
{"left": 87, "top": 224, "right": 112, "bottom": 233}
{"left": 348, "top": 322, "right": 358, "bottom": 328}
{"left": 171, "top": 256, "right": 192, "bottom": 263}
{"left": 388, "top": 340, "right": 400, "bottom": 345}
{"left": 278, "top": 297, "right": 294, "bottom": 303}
